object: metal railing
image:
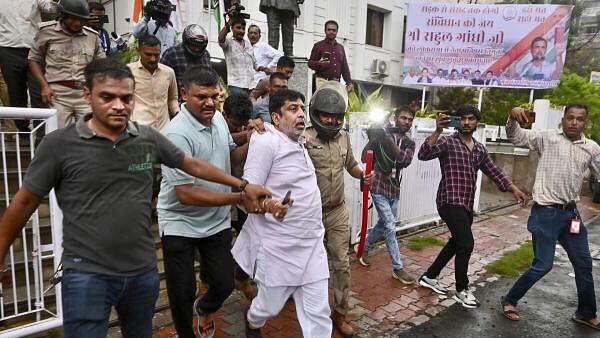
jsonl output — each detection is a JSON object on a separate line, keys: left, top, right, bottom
{"left": 0, "top": 107, "right": 63, "bottom": 338}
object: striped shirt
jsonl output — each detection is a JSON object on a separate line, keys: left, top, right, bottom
{"left": 418, "top": 132, "right": 511, "bottom": 211}
{"left": 219, "top": 36, "right": 259, "bottom": 89}
{"left": 506, "top": 119, "right": 600, "bottom": 205}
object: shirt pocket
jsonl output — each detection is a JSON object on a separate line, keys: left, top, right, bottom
{"left": 307, "top": 146, "right": 329, "bottom": 169}
{"left": 79, "top": 47, "right": 95, "bottom": 66}
{"left": 47, "top": 46, "right": 70, "bottom": 65}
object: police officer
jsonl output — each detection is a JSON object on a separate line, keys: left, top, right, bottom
{"left": 305, "top": 81, "right": 372, "bottom": 338}
{"left": 28, "top": 0, "right": 105, "bottom": 128}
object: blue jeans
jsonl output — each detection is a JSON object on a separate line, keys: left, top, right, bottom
{"left": 62, "top": 267, "right": 159, "bottom": 338}
{"left": 228, "top": 86, "right": 250, "bottom": 97}
{"left": 364, "top": 193, "right": 403, "bottom": 270}
{"left": 505, "top": 204, "right": 596, "bottom": 320}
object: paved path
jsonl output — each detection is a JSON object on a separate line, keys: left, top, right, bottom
{"left": 149, "top": 197, "right": 600, "bottom": 338}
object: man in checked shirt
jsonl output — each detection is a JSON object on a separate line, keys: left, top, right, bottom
{"left": 501, "top": 104, "right": 600, "bottom": 330}
{"left": 417, "top": 104, "right": 528, "bottom": 309}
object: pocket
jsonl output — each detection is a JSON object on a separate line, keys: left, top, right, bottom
{"left": 307, "top": 147, "right": 328, "bottom": 168}
{"left": 79, "top": 48, "right": 94, "bottom": 66}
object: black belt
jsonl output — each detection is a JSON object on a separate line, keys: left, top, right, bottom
{"left": 51, "top": 80, "right": 84, "bottom": 90}
{"left": 535, "top": 202, "right": 576, "bottom": 211}
{"left": 316, "top": 75, "right": 340, "bottom": 81}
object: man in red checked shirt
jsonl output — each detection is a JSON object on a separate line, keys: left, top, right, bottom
{"left": 417, "top": 104, "right": 528, "bottom": 309}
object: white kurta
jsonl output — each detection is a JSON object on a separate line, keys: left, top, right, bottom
{"left": 232, "top": 124, "right": 329, "bottom": 287}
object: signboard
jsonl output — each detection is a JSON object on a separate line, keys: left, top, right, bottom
{"left": 403, "top": 4, "right": 573, "bottom": 89}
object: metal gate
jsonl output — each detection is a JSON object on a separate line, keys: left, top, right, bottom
{"left": 0, "top": 107, "right": 63, "bottom": 338}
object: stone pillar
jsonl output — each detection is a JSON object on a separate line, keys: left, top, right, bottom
{"left": 287, "top": 57, "right": 311, "bottom": 101}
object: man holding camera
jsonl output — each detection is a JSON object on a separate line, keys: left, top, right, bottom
{"left": 359, "top": 107, "right": 416, "bottom": 285}
{"left": 305, "top": 82, "right": 371, "bottom": 337}
{"left": 219, "top": 17, "right": 271, "bottom": 97}
{"left": 417, "top": 105, "right": 527, "bottom": 309}
{"left": 133, "top": 0, "right": 177, "bottom": 57}
{"left": 308, "top": 20, "right": 353, "bottom": 92}
{"left": 501, "top": 104, "right": 600, "bottom": 330}
{"left": 87, "top": 2, "right": 111, "bottom": 55}
{"left": 28, "top": 0, "right": 105, "bottom": 128}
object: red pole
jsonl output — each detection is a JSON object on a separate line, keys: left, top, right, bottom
{"left": 357, "top": 150, "right": 373, "bottom": 258}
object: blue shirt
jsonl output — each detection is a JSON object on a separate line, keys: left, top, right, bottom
{"left": 133, "top": 19, "right": 177, "bottom": 56}
{"left": 157, "top": 104, "right": 236, "bottom": 238}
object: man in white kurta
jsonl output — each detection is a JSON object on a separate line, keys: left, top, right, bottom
{"left": 232, "top": 89, "right": 332, "bottom": 337}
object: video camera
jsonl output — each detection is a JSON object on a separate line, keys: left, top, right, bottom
{"left": 365, "top": 109, "right": 397, "bottom": 141}
{"left": 145, "top": 0, "right": 176, "bottom": 22}
{"left": 225, "top": 0, "right": 250, "bottom": 20}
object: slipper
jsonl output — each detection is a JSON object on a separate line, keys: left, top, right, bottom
{"left": 572, "top": 313, "right": 600, "bottom": 331}
{"left": 196, "top": 318, "right": 215, "bottom": 338}
{"left": 500, "top": 296, "right": 519, "bottom": 321}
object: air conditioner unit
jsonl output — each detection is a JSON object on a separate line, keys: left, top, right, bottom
{"left": 371, "top": 59, "right": 388, "bottom": 77}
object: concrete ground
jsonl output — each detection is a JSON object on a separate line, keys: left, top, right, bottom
{"left": 147, "top": 197, "right": 600, "bottom": 338}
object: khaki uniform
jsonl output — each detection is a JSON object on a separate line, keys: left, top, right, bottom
{"left": 305, "top": 126, "right": 359, "bottom": 314}
{"left": 28, "top": 21, "right": 105, "bottom": 127}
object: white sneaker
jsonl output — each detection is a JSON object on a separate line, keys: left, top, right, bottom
{"left": 418, "top": 275, "right": 448, "bottom": 295}
{"left": 453, "top": 288, "right": 481, "bottom": 309}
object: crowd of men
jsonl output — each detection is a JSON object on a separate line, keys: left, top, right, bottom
{"left": 0, "top": 0, "right": 599, "bottom": 337}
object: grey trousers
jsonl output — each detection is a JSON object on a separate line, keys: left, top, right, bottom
{"left": 264, "top": 8, "right": 296, "bottom": 56}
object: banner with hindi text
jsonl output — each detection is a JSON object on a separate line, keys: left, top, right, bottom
{"left": 402, "top": 4, "right": 573, "bottom": 89}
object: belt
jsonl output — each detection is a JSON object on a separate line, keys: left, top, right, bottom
{"left": 535, "top": 202, "right": 576, "bottom": 211}
{"left": 51, "top": 80, "right": 84, "bottom": 90}
{"left": 316, "top": 75, "right": 340, "bottom": 81}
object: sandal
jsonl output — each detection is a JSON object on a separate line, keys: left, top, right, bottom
{"left": 500, "top": 296, "right": 520, "bottom": 321}
{"left": 196, "top": 318, "right": 215, "bottom": 338}
{"left": 572, "top": 313, "right": 600, "bottom": 331}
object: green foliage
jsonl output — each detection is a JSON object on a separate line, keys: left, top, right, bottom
{"left": 544, "top": 72, "right": 600, "bottom": 141}
{"left": 434, "top": 87, "right": 478, "bottom": 113}
{"left": 347, "top": 86, "right": 384, "bottom": 113}
{"left": 480, "top": 88, "right": 531, "bottom": 125}
{"left": 486, "top": 241, "right": 533, "bottom": 277}
{"left": 406, "top": 235, "right": 445, "bottom": 251}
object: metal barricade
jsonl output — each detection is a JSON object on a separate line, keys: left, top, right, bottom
{"left": 0, "top": 107, "right": 63, "bottom": 337}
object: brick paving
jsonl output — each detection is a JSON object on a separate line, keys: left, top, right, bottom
{"left": 152, "top": 197, "right": 600, "bottom": 338}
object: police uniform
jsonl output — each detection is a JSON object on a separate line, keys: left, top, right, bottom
{"left": 305, "top": 126, "right": 359, "bottom": 315}
{"left": 28, "top": 21, "right": 105, "bottom": 127}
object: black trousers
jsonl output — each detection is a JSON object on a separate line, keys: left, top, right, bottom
{"left": 265, "top": 8, "right": 296, "bottom": 56}
{"left": 425, "top": 205, "right": 474, "bottom": 292}
{"left": 161, "top": 229, "right": 234, "bottom": 338}
{"left": 0, "top": 46, "right": 45, "bottom": 131}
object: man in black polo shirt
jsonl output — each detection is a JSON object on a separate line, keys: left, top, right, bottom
{"left": 0, "top": 58, "right": 270, "bottom": 338}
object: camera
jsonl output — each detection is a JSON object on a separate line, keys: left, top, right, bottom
{"left": 225, "top": 0, "right": 250, "bottom": 20}
{"left": 98, "top": 15, "right": 109, "bottom": 24}
{"left": 145, "top": 0, "right": 176, "bottom": 23}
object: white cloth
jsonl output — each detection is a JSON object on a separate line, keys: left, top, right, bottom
{"left": 0, "top": 0, "right": 56, "bottom": 48}
{"left": 232, "top": 123, "right": 329, "bottom": 287}
{"left": 519, "top": 60, "right": 556, "bottom": 80}
{"left": 251, "top": 41, "right": 282, "bottom": 88}
{"left": 247, "top": 277, "right": 331, "bottom": 337}
{"left": 220, "top": 36, "right": 258, "bottom": 89}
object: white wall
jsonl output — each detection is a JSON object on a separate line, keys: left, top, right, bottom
{"left": 103, "top": 0, "right": 447, "bottom": 87}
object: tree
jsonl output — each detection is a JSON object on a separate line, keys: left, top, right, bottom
{"left": 434, "top": 87, "right": 477, "bottom": 113}
{"left": 544, "top": 72, "right": 600, "bottom": 141}
{"left": 480, "top": 88, "right": 532, "bottom": 125}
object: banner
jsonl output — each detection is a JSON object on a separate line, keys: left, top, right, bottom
{"left": 402, "top": 4, "right": 573, "bottom": 89}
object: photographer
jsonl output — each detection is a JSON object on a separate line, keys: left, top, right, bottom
{"left": 87, "top": 2, "right": 111, "bottom": 55}
{"left": 133, "top": 0, "right": 177, "bottom": 56}
{"left": 359, "top": 107, "right": 417, "bottom": 285}
{"left": 219, "top": 15, "right": 271, "bottom": 97}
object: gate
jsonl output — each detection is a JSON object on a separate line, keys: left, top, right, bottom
{"left": 0, "top": 107, "right": 63, "bottom": 338}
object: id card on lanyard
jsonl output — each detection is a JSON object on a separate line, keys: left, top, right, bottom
{"left": 569, "top": 209, "right": 582, "bottom": 235}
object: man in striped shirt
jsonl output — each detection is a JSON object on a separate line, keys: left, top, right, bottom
{"left": 417, "top": 104, "right": 527, "bottom": 309}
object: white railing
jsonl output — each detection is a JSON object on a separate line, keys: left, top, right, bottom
{"left": 346, "top": 114, "right": 485, "bottom": 243}
{"left": 0, "top": 107, "right": 63, "bottom": 338}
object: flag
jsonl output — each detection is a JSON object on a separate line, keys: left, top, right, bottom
{"left": 211, "top": 0, "right": 226, "bottom": 30}
{"left": 132, "top": 0, "right": 143, "bottom": 23}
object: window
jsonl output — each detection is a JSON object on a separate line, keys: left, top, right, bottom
{"left": 366, "top": 8, "right": 385, "bottom": 47}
